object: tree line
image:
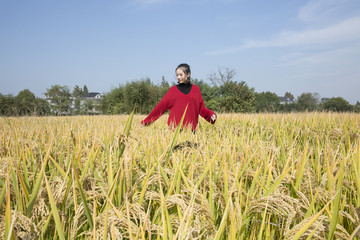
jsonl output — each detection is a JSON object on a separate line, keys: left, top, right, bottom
{"left": 1, "top": 68, "right": 359, "bottom": 116}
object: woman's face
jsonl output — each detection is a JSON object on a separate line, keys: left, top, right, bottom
{"left": 176, "top": 68, "right": 190, "bottom": 84}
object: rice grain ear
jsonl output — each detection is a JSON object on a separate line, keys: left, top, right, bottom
{"left": 258, "top": 199, "right": 269, "bottom": 240}
{"left": 349, "top": 224, "right": 360, "bottom": 239}
{"left": 291, "top": 191, "right": 339, "bottom": 240}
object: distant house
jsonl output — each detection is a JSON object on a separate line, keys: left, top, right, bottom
{"left": 279, "top": 96, "right": 295, "bottom": 104}
{"left": 81, "top": 92, "right": 103, "bottom": 114}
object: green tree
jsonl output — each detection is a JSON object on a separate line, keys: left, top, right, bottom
{"left": 284, "top": 92, "right": 295, "bottom": 101}
{"left": 45, "top": 85, "right": 72, "bottom": 115}
{"left": 33, "top": 98, "right": 51, "bottom": 116}
{"left": 101, "top": 79, "right": 164, "bottom": 114}
{"left": 219, "top": 80, "right": 255, "bottom": 112}
{"left": 354, "top": 101, "right": 360, "bottom": 113}
{"left": 124, "top": 78, "right": 160, "bottom": 114}
{"left": 83, "top": 85, "right": 89, "bottom": 95}
{"left": 322, "top": 97, "right": 353, "bottom": 112}
{"left": 15, "top": 89, "right": 36, "bottom": 115}
{"left": 101, "top": 86, "right": 126, "bottom": 114}
{"left": 0, "top": 93, "right": 15, "bottom": 116}
{"left": 208, "top": 67, "right": 255, "bottom": 113}
{"left": 0, "top": 91, "right": 50, "bottom": 116}
{"left": 296, "top": 92, "right": 320, "bottom": 112}
{"left": 160, "top": 76, "right": 170, "bottom": 98}
{"left": 255, "top": 91, "right": 281, "bottom": 112}
{"left": 72, "top": 85, "right": 84, "bottom": 114}
{"left": 278, "top": 102, "right": 297, "bottom": 113}
{"left": 82, "top": 99, "right": 94, "bottom": 114}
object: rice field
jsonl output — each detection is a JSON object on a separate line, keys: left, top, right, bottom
{"left": 1, "top": 112, "right": 360, "bottom": 239}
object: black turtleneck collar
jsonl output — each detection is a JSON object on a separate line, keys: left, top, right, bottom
{"left": 177, "top": 82, "right": 192, "bottom": 95}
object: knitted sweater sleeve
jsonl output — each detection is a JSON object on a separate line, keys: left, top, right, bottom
{"left": 198, "top": 90, "right": 216, "bottom": 124}
{"left": 141, "top": 90, "right": 171, "bottom": 126}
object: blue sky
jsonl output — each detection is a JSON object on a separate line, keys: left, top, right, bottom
{"left": 1, "top": 0, "right": 359, "bottom": 104}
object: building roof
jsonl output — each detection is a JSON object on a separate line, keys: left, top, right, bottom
{"left": 279, "top": 96, "right": 295, "bottom": 103}
{"left": 83, "top": 92, "right": 102, "bottom": 98}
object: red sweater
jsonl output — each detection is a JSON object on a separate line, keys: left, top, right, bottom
{"left": 141, "top": 84, "right": 216, "bottom": 130}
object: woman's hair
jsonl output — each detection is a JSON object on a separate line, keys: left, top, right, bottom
{"left": 176, "top": 63, "right": 191, "bottom": 75}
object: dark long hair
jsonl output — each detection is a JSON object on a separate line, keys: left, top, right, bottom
{"left": 176, "top": 63, "right": 191, "bottom": 75}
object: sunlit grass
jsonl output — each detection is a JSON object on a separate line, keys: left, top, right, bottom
{"left": 0, "top": 112, "right": 360, "bottom": 239}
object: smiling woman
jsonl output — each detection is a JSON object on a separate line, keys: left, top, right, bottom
{"left": 141, "top": 63, "right": 217, "bottom": 131}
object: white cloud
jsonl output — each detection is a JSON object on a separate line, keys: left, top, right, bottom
{"left": 298, "top": 0, "right": 353, "bottom": 23}
{"left": 281, "top": 42, "right": 360, "bottom": 66}
{"left": 266, "top": 16, "right": 360, "bottom": 47}
{"left": 205, "top": 16, "right": 360, "bottom": 55}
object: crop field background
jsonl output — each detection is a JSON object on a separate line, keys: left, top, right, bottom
{"left": 1, "top": 112, "right": 360, "bottom": 239}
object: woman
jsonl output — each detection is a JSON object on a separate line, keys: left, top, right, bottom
{"left": 141, "top": 63, "right": 217, "bottom": 131}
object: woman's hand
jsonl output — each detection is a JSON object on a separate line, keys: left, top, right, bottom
{"left": 211, "top": 114, "right": 217, "bottom": 123}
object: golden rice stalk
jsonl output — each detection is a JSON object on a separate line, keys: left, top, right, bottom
{"left": 73, "top": 164, "right": 94, "bottom": 231}
{"left": 118, "top": 107, "right": 135, "bottom": 160}
{"left": 26, "top": 138, "right": 53, "bottom": 216}
{"left": 294, "top": 143, "right": 309, "bottom": 191}
{"left": 5, "top": 165, "right": 15, "bottom": 240}
{"left": 165, "top": 105, "right": 188, "bottom": 164}
{"left": 43, "top": 172, "right": 65, "bottom": 240}
{"left": 328, "top": 156, "right": 345, "bottom": 240}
